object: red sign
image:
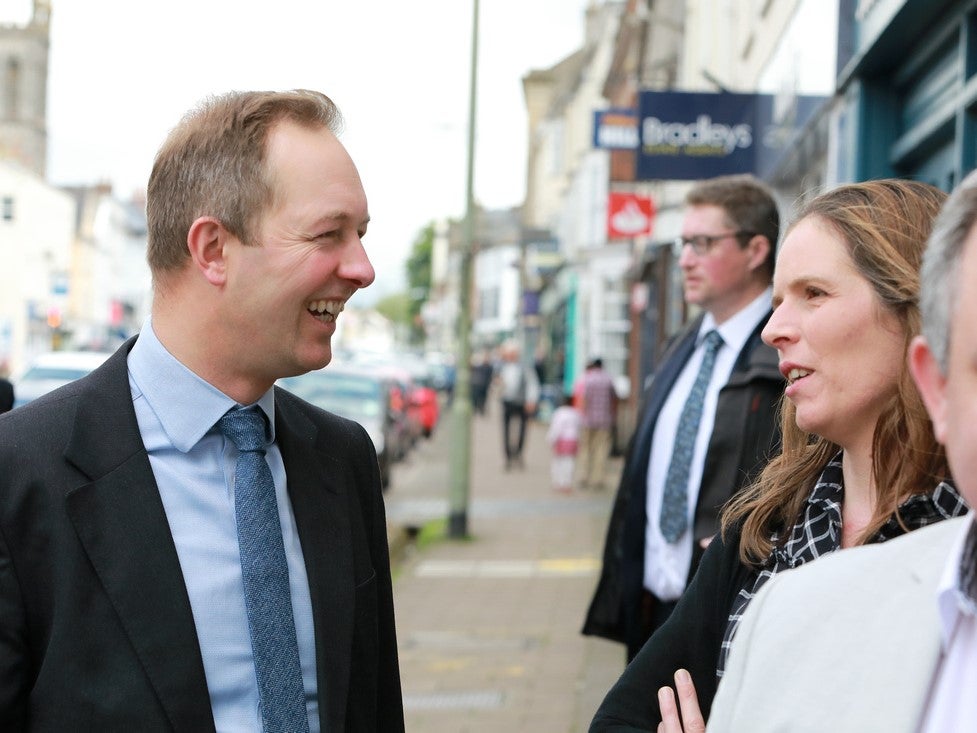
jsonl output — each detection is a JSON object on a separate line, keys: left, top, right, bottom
{"left": 607, "top": 192, "right": 655, "bottom": 239}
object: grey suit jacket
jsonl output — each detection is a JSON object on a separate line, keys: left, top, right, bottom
{"left": 709, "top": 516, "right": 968, "bottom": 733}
{"left": 0, "top": 340, "right": 404, "bottom": 731}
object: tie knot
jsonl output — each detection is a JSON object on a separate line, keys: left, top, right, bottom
{"left": 218, "top": 406, "right": 268, "bottom": 453}
{"left": 703, "top": 330, "right": 723, "bottom": 353}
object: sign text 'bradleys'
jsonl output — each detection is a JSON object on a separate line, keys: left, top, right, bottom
{"left": 642, "top": 114, "right": 753, "bottom": 155}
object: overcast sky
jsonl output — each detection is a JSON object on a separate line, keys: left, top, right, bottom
{"left": 4, "top": 0, "right": 592, "bottom": 301}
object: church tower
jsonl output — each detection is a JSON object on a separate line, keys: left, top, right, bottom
{"left": 0, "top": 0, "right": 51, "bottom": 178}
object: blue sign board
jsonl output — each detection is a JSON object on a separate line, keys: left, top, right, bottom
{"left": 593, "top": 108, "right": 639, "bottom": 150}
{"left": 636, "top": 90, "right": 826, "bottom": 180}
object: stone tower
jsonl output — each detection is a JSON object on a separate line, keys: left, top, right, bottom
{"left": 0, "top": 0, "right": 51, "bottom": 178}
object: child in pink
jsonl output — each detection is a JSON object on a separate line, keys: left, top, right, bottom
{"left": 546, "top": 393, "right": 581, "bottom": 493}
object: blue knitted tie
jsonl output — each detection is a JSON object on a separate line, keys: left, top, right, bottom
{"left": 659, "top": 331, "right": 724, "bottom": 543}
{"left": 218, "top": 406, "right": 310, "bottom": 733}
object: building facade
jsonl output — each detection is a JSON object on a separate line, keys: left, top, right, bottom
{"left": 0, "top": 0, "right": 49, "bottom": 178}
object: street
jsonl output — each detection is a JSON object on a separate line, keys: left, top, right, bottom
{"left": 385, "top": 400, "right": 625, "bottom": 732}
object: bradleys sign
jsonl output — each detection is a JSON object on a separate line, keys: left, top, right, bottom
{"left": 636, "top": 90, "right": 826, "bottom": 180}
{"left": 642, "top": 114, "right": 752, "bottom": 154}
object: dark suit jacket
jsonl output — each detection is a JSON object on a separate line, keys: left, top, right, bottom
{"left": 583, "top": 313, "right": 784, "bottom": 653}
{"left": 0, "top": 341, "right": 404, "bottom": 732}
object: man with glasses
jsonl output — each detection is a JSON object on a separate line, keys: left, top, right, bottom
{"left": 584, "top": 174, "right": 785, "bottom": 662}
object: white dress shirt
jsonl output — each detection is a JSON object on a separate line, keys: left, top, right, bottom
{"left": 127, "top": 319, "right": 319, "bottom": 732}
{"left": 919, "top": 514, "right": 977, "bottom": 733}
{"left": 644, "top": 288, "right": 772, "bottom": 600}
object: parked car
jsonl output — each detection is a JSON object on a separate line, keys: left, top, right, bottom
{"left": 12, "top": 350, "right": 114, "bottom": 408}
{"left": 408, "top": 381, "right": 440, "bottom": 438}
{"left": 277, "top": 365, "right": 397, "bottom": 488}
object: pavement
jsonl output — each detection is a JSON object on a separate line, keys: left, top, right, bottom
{"left": 384, "top": 399, "right": 626, "bottom": 733}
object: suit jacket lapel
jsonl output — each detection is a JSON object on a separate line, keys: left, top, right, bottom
{"left": 276, "top": 398, "right": 355, "bottom": 733}
{"left": 63, "top": 343, "right": 215, "bottom": 732}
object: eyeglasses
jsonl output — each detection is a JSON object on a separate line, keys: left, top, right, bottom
{"left": 674, "top": 231, "right": 755, "bottom": 256}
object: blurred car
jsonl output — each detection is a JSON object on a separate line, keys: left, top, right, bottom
{"left": 348, "top": 351, "right": 442, "bottom": 442}
{"left": 408, "top": 382, "right": 439, "bottom": 438}
{"left": 12, "top": 350, "right": 114, "bottom": 408}
{"left": 400, "top": 354, "right": 442, "bottom": 438}
{"left": 278, "top": 365, "right": 397, "bottom": 488}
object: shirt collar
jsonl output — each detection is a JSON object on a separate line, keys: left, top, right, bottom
{"left": 935, "top": 515, "right": 977, "bottom": 647}
{"left": 127, "top": 317, "right": 276, "bottom": 452}
{"left": 699, "top": 286, "right": 772, "bottom": 353}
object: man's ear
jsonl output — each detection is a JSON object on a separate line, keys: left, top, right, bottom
{"left": 745, "top": 234, "right": 771, "bottom": 273}
{"left": 186, "top": 216, "right": 229, "bottom": 287}
{"left": 909, "top": 335, "right": 949, "bottom": 445}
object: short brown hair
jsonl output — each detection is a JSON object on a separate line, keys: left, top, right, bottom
{"left": 146, "top": 89, "right": 342, "bottom": 276}
{"left": 686, "top": 174, "right": 780, "bottom": 278}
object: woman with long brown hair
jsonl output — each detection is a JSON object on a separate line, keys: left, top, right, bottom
{"left": 590, "top": 179, "right": 968, "bottom": 732}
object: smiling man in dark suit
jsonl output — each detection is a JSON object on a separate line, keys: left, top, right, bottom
{"left": 0, "top": 90, "right": 404, "bottom": 732}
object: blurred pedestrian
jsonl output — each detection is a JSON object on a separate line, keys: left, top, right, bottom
{"left": 469, "top": 350, "right": 493, "bottom": 415}
{"left": 547, "top": 392, "right": 581, "bottom": 494}
{"left": 497, "top": 340, "right": 539, "bottom": 470}
{"left": 0, "top": 362, "right": 12, "bottom": 414}
{"left": 0, "top": 90, "right": 404, "bottom": 731}
{"left": 577, "top": 357, "right": 617, "bottom": 490}
{"left": 584, "top": 174, "right": 785, "bottom": 662}
{"left": 0, "top": 376, "right": 12, "bottom": 413}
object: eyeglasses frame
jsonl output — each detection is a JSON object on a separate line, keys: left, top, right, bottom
{"left": 673, "top": 230, "right": 757, "bottom": 256}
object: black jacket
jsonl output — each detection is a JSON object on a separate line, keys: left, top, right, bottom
{"left": 589, "top": 524, "right": 751, "bottom": 730}
{"left": 582, "top": 313, "right": 783, "bottom": 651}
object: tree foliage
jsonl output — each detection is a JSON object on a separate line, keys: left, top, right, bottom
{"left": 373, "top": 292, "right": 411, "bottom": 325}
{"left": 404, "top": 223, "right": 435, "bottom": 344}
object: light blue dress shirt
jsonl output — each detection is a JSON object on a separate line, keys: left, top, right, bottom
{"left": 127, "top": 320, "right": 319, "bottom": 732}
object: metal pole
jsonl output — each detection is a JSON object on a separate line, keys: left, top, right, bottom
{"left": 448, "top": 0, "right": 479, "bottom": 539}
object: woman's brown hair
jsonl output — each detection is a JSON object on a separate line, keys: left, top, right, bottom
{"left": 722, "top": 179, "right": 950, "bottom": 565}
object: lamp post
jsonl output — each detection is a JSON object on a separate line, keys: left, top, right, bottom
{"left": 448, "top": 0, "right": 479, "bottom": 539}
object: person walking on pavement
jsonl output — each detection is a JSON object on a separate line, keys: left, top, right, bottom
{"left": 497, "top": 340, "right": 539, "bottom": 470}
{"left": 547, "top": 391, "right": 582, "bottom": 494}
{"left": 0, "top": 90, "right": 404, "bottom": 731}
{"left": 583, "top": 174, "right": 785, "bottom": 662}
{"left": 577, "top": 357, "right": 618, "bottom": 490}
{"left": 469, "top": 350, "right": 494, "bottom": 416}
{"left": 0, "top": 374, "right": 13, "bottom": 413}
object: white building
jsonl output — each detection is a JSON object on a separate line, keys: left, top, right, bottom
{"left": 0, "top": 159, "right": 74, "bottom": 372}
{"left": 522, "top": 1, "right": 628, "bottom": 392}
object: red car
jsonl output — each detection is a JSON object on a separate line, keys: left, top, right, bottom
{"left": 408, "top": 383, "right": 440, "bottom": 438}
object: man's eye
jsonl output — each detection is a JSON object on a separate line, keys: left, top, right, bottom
{"left": 805, "top": 286, "right": 825, "bottom": 299}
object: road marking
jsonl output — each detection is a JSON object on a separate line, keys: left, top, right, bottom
{"left": 413, "top": 557, "right": 599, "bottom": 578}
{"left": 403, "top": 690, "right": 505, "bottom": 711}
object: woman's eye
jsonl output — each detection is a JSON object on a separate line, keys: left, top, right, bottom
{"left": 805, "top": 286, "right": 825, "bottom": 299}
